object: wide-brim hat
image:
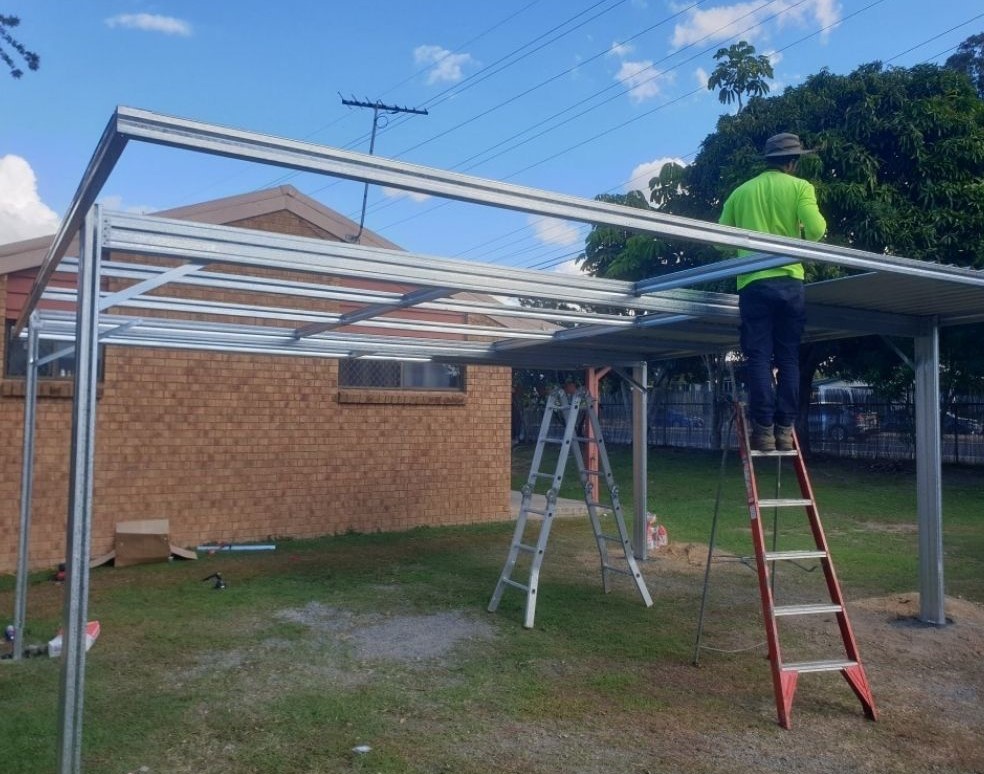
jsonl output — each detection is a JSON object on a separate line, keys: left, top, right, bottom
{"left": 763, "top": 132, "right": 816, "bottom": 158}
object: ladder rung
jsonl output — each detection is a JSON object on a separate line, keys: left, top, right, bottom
{"left": 581, "top": 468, "right": 602, "bottom": 475}
{"left": 584, "top": 500, "right": 604, "bottom": 508}
{"left": 598, "top": 533, "right": 623, "bottom": 543}
{"left": 523, "top": 507, "right": 550, "bottom": 517}
{"left": 749, "top": 449, "right": 798, "bottom": 457}
{"left": 758, "top": 498, "right": 813, "bottom": 508}
{"left": 774, "top": 603, "right": 843, "bottom": 617}
{"left": 501, "top": 578, "right": 529, "bottom": 591}
{"left": 782, "top": 659, "right": 858, "bottom": 674}
{"left": 531, "top": 472, "right": 554, "bottom": 478}
{"left": 764, "top": 550, "right": 827, "bottom": 561}
{"left": 514, "top": 543, "right": 537, "bottom": 553}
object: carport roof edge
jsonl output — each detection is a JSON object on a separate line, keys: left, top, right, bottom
{"left": 16, "top": 105, "right": 984, "bottom": 362}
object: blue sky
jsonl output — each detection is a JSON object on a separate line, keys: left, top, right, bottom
{"left": 1, "top": 1, "right": 982, "bottom": 272}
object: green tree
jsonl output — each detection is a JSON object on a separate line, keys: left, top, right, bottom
{"left": 706, "top": 41, "right": 774, "bottom": 112}
{"left": 582, "top": 61, "right": 984, "bottom": 448}
{"left": 945, "top": 31, "right": 984, "bottom": 99}
{"left": 0, "top": 15, "right": 39, "bottom": 78}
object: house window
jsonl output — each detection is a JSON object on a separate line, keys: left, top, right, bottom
{"left": 4, "top": 321, "right": 105, "bottom": 381}
{"left": 339, "top": 359, "right": 464, "bottom": 390}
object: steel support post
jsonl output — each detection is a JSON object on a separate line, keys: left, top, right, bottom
{"left": 57, "top": 207, "right": 102, "bottom": 774}
{"left": 632, "top": 362, "right": 648, "bottom": 560}
{"left": 13, "top": 312, "right": 41, "bottom": 660}
{"left": 914, "top": 319, "right": 945, "bottom": 625}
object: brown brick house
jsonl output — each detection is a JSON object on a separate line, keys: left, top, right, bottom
{"left": 0, "top": 186, "right": 514, "bottom": 573}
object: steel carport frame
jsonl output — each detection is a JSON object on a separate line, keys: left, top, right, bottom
{"left": 12, "top": 107, "right": 984, "bottom": 774}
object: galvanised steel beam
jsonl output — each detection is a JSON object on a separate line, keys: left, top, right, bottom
{"left": 15, "top": 117, "right": 128, "bottom": 335}
{"left": 914, "top": 319, "right": 945, "bottom": 626}
{"left": 293, "top": 287, "right": 453, "bottom": 338}
{"left": 13, "top": 313, "right": 40, "bottom": 662}
{"left": 101, "top": 212, "right": 730, "bottom": 316}
{"left": 32, "top": 311, "right": 496, "bottom": 360}
{"left": 40, "top": 288, "right": 556, "bottom": 341}
{"left": 62, "top": 258, "right": 636, "bottom": 327}
{"left": 31, "top": 311, "right": 648, "bottom": 368}
{"left": 109, "top": 108, "right": 984, "bottom": 290}
{"left": 57, "top": 208, "right": 102, "bottom": 774}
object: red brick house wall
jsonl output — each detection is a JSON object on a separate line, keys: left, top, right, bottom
{"left": 0, "top": 208, "right": 512, "bottom": 573}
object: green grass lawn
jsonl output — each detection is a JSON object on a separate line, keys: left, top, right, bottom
{"left": 0, "top": 445, "right": 981, "bottom": 773}
{"left": 512, "top": 443, "right": 984, "bottom": 602}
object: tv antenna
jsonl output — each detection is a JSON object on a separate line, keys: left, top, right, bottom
{"left": 340, "top": 95, "right": 428, "bottom": 243}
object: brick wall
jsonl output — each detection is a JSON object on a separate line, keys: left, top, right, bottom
{"left": 0, "top": 215, "right": 513, "bottom": 573}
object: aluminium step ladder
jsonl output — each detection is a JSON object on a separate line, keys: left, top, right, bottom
{"left": 488, "top": 388, "right": 653, "bottom": 628}
{"left": 734, "top": 405, "right": 877, "bottom": 728}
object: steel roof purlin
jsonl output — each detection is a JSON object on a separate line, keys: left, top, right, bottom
{"left": 16, "top": 105, "right": 984, "bottom": 361}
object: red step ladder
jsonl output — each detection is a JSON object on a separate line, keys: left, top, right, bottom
{"left": 735, "top": 406, "right": 878, "bottom": 729}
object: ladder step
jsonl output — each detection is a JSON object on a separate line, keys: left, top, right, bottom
{"left": 749, "top": 449, "right": 798, "bottom": 457}
{"left": 598, "top": 533, "right": 624, "bottom": 543}
{"left": 523, "top": 507, "right": 550, "bottom": 516}
{"left": 782, "top": 659, "right": 858, "bottom": 674}
{"left": 531, "top": 472, "right": 554, "bottom": 479}
{"left": 774, "top": 603, "right": 843, "bottom": 617}
{"left": 501, "top": 578, "right": 529, "bottom": 592}
{"left": 514, "top": 543, "right": 537, "bottom": 554}
{"left": 758, "top": 498, "right": 813, "bottom": 508}
{"left": 764, "top": 550, "right": 827, "bottom": 561}
{"left": 574, "top": 436, "right": 600, "bottom": 444}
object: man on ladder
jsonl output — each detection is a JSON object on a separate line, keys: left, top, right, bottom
{"left": 710, "top": 134, "right": 877, "bottom": 729}
{"left": 720, "top": 132, "right": 827, "bottom": 451}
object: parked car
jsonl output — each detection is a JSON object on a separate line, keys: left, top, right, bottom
{"left": 880, "top": 409, "right": 983, "bottom": 436}
{"left": 808, "top": 403, "right": 878, "bottom": 442}
{"left": 942, "top": 412, "right": 984, "bottom": 435}
{"left": 879, "top": 407, "right": 914, "bottom": 434}
{"left": 650, "top": 407, "right": 704, "bottom": 429}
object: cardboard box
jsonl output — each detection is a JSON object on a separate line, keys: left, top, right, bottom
{"left": 108, "top": 519, "right": 196, "bottom": 567}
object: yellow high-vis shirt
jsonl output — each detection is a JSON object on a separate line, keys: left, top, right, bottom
{"left": 719, "top": 168, "right": 827, "bottom": 290}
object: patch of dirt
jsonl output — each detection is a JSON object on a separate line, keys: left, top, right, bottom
{"left": 272, "top": 602, "right": 498, "bottom": 663}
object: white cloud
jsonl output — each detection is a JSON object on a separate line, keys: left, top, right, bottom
{"left": 551, "top": 258, "right": 587, "bottom": 275}
{"left": 694, "top": 66, "right": 710, "bottom": 90}
{"left": 105, "top": 13, "right": 192, "bottom": 36}
{"left": 627, "top": 156, "right": 688, "bottom": 196}
{"left": 0, "top": 155, "right": 59, "bottom": 244}
{"left": 615, "top": 59, "right": 666, "bottom": 103}
{"left": 671, "top": 0, "right": 842, "bottom": 48}
{"left": 609, "top": 41, "right": 634, "bottom": 58}
{"left": 382, "top": 186, "right": 431, "bottom": 203}
{"left": 97, "top": 194, "right": 154, "bottom": 214}
{"left": 528, "top": 215, "right": 583, "bottom": 247}
{"left": 414, "top": 45, "right": 475, "bottom": 84}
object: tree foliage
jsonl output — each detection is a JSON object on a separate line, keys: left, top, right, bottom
{"left": 578, "top": 60, "right": 984, "bottom": 442}
{"left": 945, "top": 31, "right": 984, "bottom": 100}
{"left": 706, "top": 41, "right": 774, "bottom": 112}
{"left": 0, "top": 15, "right": 39, "bottom": 79}
{"left": 666, "top": 62, "right": 984, "bottom": 272}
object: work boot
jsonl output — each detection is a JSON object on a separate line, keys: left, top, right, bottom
{"left": 775, "top": 424, "right": 795, "bottom": 452}
{"left": 750, "top": 421, "right": 776, "bottom": 452}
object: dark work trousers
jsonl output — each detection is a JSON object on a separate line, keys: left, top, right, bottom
{"left": 738, "top": 276, "right": 806, "bottom": 428}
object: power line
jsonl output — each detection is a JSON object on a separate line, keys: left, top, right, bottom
{"left": 254, "top": 0, "right": 629, "bottom": 198}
